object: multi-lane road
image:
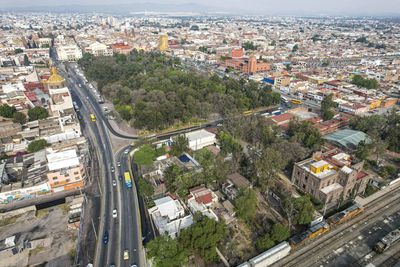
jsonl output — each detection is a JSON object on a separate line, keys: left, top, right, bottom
{"left": 58, "top": 61, "right": 145, "bottom": 267}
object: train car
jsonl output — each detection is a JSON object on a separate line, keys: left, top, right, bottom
{"left": 289, "top": 231, "right": 309, "bottom": 248}
{"left": 289, "top": 221, "right": 330, "bottom": 248}
{"left": 308, "top": 221, "right": 330, "bottom": 239}
{"left": 328, "top": 203, "right": 364, "bottom": 226}
{"left": 248, "top": 242, "right": 291, "bottom": 267}
{"left": 374, "top": 228, "right": 400, "bottom": 253}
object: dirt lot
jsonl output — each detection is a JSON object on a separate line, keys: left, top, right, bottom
{"left": 0, "top": 204, "right": 78, "bottom": 267}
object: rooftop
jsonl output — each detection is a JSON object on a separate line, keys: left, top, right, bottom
{"left": 185, "top": 129, "right": 215, "bottom": 142}
{"left": 320, "top": 183, "right": 343, "bottom": 194}
{"left": 324, "top": 129, "right": 370, "bottom": 150}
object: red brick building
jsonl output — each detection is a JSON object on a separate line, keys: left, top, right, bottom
{"left": 224, "top": 55, "right": 270, "bottom": 74}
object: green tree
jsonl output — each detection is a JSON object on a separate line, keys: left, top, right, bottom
{"left": 28, "top": 106, "right": 48, "bottom": 121}
{"left": 217, "top": 131, "right": 242, "bottom": 155}
{"left": 170, "top": 135, "right": 189, "bottom": 156}
{"left": 12, "top": 112, "right": 27, "bottom": 124}
{"left": 255, "top": 148, "right": 285, "bottom": 194}
{"left": 23, "top": 54, "right": 30, "bottom": 66}
{"left": 14, "top": 48, "right": 23, "bottom": 54}
{"left": 292, "top": 44, "right": 299, "bottom": 53}
{"left": 295, "top": 196, "right": 315, "bottom": 225}
{"left": 138, "top": 177, "right": 155, "bottom": 199}
{"left": 351, "top": 75, "right": 378, "bottom": 89}
{"left": 134, "top": 144, "right": 156, "bottom": 166}
{"left": 179, "top": 216, "right": 226, "bottom": 263}
{"left": 146, "top": 235, "right": 189, "bottom": 267}
{"left": 242, "top": 41, "right": 258, "bottom": 50}
{"left": 355, "top": 140, "right": 370, "bottom": 161}
{"left": 27, "top": 139, "right": 49, "bottom": 153}
{"left": 320, "top": 94, "right": 336, "bottom": 121}
{"left": 234, "top": 188, "right": 258, "bottom": 222}
{"left": 270, "top": 223, "right": 290, "bottom": 242}
{"left": 0, "top": 104, "right": 17, "bottom": 118}
{"left": 255, "top": 234, "right": 275, "bottom": 251}
{"left": 287, "top": 119, "right": 323, "bottom": 151}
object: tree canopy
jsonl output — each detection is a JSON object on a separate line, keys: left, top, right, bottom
{"left": 170, "top": 135, "right": 189, "bottom": 156}
{"left": 78, "top": 51, "right": 280, "bottom": 130}
{"left": 146, "top": 235, "right": 189, "bottom": 267}
{"left": 27, "top": 139, "right": 49, "bottom": 153}
{"left": 12, "top": 112, "right": 27, "bottom": 125}
{"left": 234, "top": 188, "right": 258, "bottom": 222}
{"left": 351, "top": 75, "right": 378, "bottom": 89}
{"left": 0, "top": 104, "right": 17, "bottom": 118}
{"left": 28, "top": 106, "right": 49, "bottom": 121}
{"left": 320, "top": 94, "right": 336, "bottom": 121}
{"left": 180, "top": 216, "right": 226, "bottom": 262}
{"left": 287, "top": 119, "right": 323, "bottom": 151}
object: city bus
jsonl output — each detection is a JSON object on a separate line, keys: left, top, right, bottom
{"left": 291, "top": 99, "right": 302, "bottom": 105}
{"left": 124, "top": 171, "right": 132, "bottom": 189}
{"left": 243, "top": 110, "right": 253, "bottom": 116}
{"left": 90, "top": 113, "right": 96, "bottom": 122}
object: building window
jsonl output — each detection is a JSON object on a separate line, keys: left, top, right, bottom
{"left": 75, "top": 177, "right": 80, "bottom": 181}
{"left": 66, "top": 179, "right": 70, "bottom": 183}
{"left": 74, "top": 171, "right": 79, "bottom": 175}
{"left": 302, "top": 184, "right": 306, "bottom": 190}
{"left": 64, "top": 173, "right": 69, "bottom": 177}
{"left": 53, "top": 177, "right": 58, "bottom": 180}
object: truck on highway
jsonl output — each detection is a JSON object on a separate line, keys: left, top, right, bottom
{"left": 124, "top": 171, "right": 132, "bottom": 189}
{"left": 90, "top": 113, "right": 96, "bottom": 122}
{"left": 374, "top": 228, "right": 400, "bottom": 253}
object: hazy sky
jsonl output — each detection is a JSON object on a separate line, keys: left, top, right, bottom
{"left": 2, "top": 0, "right": 400, "bottom": 15}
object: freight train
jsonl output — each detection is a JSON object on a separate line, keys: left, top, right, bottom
{"left": 289, "top": 203, "right": 364, "bottom": 248}
{"left": 374, "top": 228, "right": 400, "bottom": 253}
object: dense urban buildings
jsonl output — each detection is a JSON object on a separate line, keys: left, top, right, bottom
{"left": 0, "top": 7, "right": 399, "bottom": 267}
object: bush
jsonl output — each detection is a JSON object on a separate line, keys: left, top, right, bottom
{"left": 27, "top": 139, "right": 49, "bottom": 153}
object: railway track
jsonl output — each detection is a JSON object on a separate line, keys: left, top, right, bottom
{"left": 274, "top": 186, "right": 400, "bottom": 267}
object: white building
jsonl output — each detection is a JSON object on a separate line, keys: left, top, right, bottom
{"left": 56, "top": 44, "right": 83, "bottom": 61}
{"left": 148, "top": 196, "right": 193, "bottom": 238}
{"left": 185, "top": 129, "right": 216, "bottom": 151}
{"left": 84, "top": 42, "right": 113, "bottom": 57}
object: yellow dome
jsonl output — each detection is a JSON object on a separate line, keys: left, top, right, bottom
{"left": 45, "top": 67, "right": 65, "bottom": 84}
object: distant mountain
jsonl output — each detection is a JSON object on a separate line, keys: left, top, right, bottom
{"left": 0, "top": 2, "right": 232, "bottom": 15}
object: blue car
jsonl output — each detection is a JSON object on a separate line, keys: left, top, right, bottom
{"left": 103, "top": 231, "right": 109, "bottom": 244}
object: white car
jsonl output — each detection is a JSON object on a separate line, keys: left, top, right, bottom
{"left": 117, "top": 161, "right": 121, "bottom": 167}
{"left": 124, "top": 149, "right": 129, "bottom": 154}
{"left": 112, "top": 180, "right": 117, "bottom": 187}
{"left": 112, "top": 209, "right": 118, "bottom": 218}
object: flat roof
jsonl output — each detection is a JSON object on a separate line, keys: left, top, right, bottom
{"left": 320, "top": 183, "right": 343, "bottom": 194}
{"left": 185, "top": 129, "right": 215, "bottom": 141}
{"left": 47, "top": 149, "right": 80, "bottom": 171}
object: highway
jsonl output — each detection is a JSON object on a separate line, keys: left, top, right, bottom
{"left": 60, "top": 62, "right": 145, "bottom": 267}
{"left": 272, "top": 185, "right": 400, "bottom": 267}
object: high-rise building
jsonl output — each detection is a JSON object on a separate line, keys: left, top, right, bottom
{"left": 159, "top": 34, "right": 169, "bottom": 52}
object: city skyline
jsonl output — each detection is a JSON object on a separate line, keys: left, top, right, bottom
{"left": 1, "top": 0, "right": 400, "bottom": 16}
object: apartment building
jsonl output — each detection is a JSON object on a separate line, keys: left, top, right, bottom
{"left": 291, "top": 149, "right": 370, "bottom": 208}
{"left": 46, "top": 149, "right": 86, "bottom": 192}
